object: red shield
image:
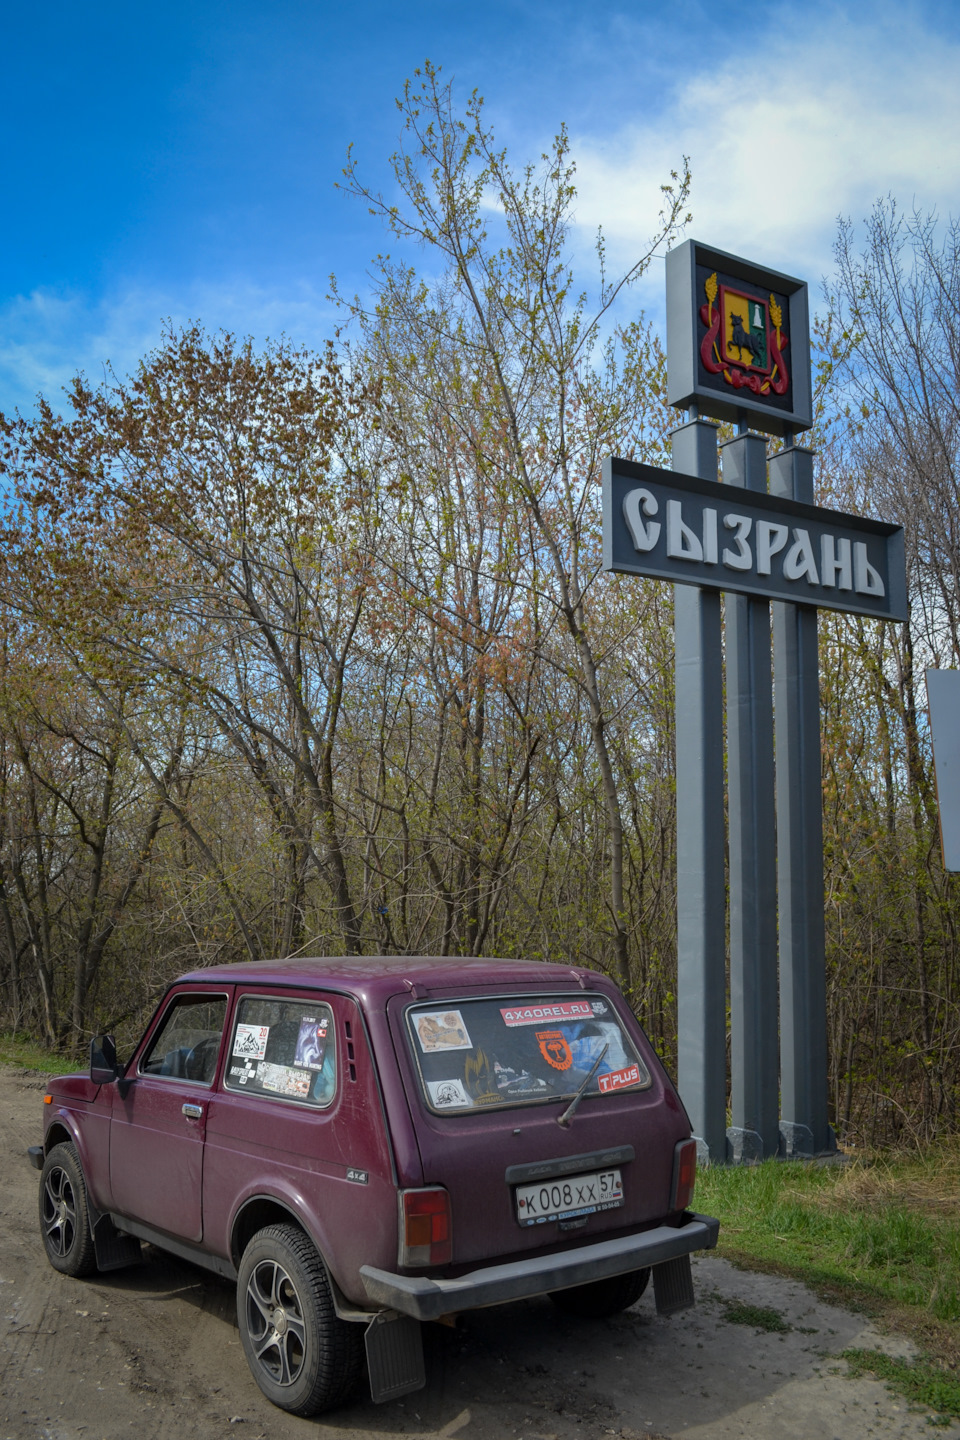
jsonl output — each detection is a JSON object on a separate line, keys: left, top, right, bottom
{"left": 536, "top": 1029, "right": 572, "bottom": 1071}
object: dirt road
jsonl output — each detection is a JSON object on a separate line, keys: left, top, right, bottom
{"left": 2, "top": 1066, "right": 955, "bottom": 1440}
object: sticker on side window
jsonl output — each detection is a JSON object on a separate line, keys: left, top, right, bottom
{"left": 500, "top": 1001, "right": 593, "bottom": 1027}
{"left": 234, "top": 1023, "right": 269, "bottom": 1059}
{"left": 294, "top": 1016, "right": 329, "bottom": 1071}
{"left": 257, "top": 1062, "right": 311, "bottom": 1098}
{"left": 413, "top": 1010, "right": 473, "bottom": 1052}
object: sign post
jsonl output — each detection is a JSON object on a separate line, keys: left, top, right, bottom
{"left": 927, "top": 669, "right": 960, "bottom": 874}
{"left": 603, "top": 238, "right": 906, "bottom": 1161}
{"left": 670, "top": 417, "right": 727, "bottom": 1164}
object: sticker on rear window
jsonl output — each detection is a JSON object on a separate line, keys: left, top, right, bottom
{"left": 413, "top": 1010, "right": 472, "bottom": 1052}
{"left": 535, "top": 1029, "right": 573, "bottom": 1070}
{"left": 294, "top": 1016, "right": 329, "bottom": 1071}
{"left": 233, "top": 1023, "right": 269, "bottom": 1059}
{"left": 427, "top": 1078, "right": 473, "bottom": 1108}
{"left": 500, "top": 1001, "right": 593, "bottom": 1027}
{"left": 598, "top": 1063, "right": 641, "bottom": 1093}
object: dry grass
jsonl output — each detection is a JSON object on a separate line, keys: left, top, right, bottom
{"left": 784, "top": 1145, "right": 960, "bottom": 1219}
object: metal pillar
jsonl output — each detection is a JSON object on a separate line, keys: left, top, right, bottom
{"left": 721, "top": 433, "right": 780, "bottom": 1162}
{"left": 672, "top": 417, "right": 727, "bottom": 1164}
{"left": 770, "top": 445, "right": 834, "bottom": 1156}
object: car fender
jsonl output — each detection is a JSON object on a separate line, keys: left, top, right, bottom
{"left": 228, "top": 1180, "right": 339, "bottom": 1279}
{"left": 42, "top": 1109, "right": 98, "bottom": 1213}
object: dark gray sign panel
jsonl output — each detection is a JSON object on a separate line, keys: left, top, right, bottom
{"left": 667, "top": 239, "right": 812, "bottom": 436}
{"left": 927, "top": 669, "right": 960, "bottom": 872}
{"left": 602, "top": 457, "right": 907, "bottom": 622}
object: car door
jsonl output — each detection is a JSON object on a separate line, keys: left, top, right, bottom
{"left": 109, "top": 989, "right": 230, "bottom": 1243}
{"left": 202, "top": 987, "right": 396, "bottom": 1292}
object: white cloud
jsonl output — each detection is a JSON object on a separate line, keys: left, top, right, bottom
{"left": 0, "top": 280, "right": 339, "bottom": 419}
{"left": 569, "top": 5, "right": 960, "bottom": 301}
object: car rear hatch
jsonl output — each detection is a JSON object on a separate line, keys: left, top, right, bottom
{"left": 386, "top": 985, "right": 690, "bottom": 1271}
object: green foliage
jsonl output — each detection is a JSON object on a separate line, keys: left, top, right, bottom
{"left": 0, "top": 1032, "right": 78, "bottom": 1074}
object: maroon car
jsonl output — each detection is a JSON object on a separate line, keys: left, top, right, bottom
{"left": 29, "top": 956, "right": 719, "bottom": 1415}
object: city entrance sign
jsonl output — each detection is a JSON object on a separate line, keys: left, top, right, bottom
{"left": 603, "top": 459, "right": 907, "bottom": 623}
{"left": 602, "top": 237, "right": 907, "bottom": 1165}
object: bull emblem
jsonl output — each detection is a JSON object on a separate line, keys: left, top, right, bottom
{"left": 727, "top": 312, "right": 764, "bottom": 365}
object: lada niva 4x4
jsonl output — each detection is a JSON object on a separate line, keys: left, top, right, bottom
{"left": 29, "top": 956, "right": 719, "bottom": 1415}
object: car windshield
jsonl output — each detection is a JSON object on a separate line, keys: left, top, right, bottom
{"left": 405, "top": 993, "right": 650, "bottom": 1113}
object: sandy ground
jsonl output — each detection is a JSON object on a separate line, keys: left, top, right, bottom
{"left": 2, "top": 1065, "right": 957, "bottom": 1440}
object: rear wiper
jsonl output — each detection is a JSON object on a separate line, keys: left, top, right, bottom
{"left": 557, "top": 1043, "right": 608, "bottom": 1128}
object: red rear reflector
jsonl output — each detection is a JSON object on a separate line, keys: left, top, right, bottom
{"left": 670, "top": 1138, "right": 697, "bottom": 1212}
{"left": 399, "top": 1187, "right": 452, "bottom": 1267}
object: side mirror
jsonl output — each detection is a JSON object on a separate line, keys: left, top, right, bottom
{"left": 90, "top": 1034, "right": 119, "bottom": 1085}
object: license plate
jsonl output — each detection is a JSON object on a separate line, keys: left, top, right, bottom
{"left": 515, "top": 1168, "right": 623, "bottom": 1226}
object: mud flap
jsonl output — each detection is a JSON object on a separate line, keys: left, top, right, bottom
{"left": 93, "top": 1214, "right": 143, "bottom": 1272}
{"left": 365, "top": 1311, "right": 426, "bottom": 1404}
{"left": 653, "top": 1253, "right": 695, "bottom": 1315}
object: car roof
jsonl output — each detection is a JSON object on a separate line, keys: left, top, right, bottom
{"left": 175, "top": 955, "right": 605, "bottom": 1008}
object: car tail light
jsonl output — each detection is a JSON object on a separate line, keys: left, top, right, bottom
{"left": 399, "top": 1187, "right": 452, "bottom": 1267}
{"left": 670, "top": 1138, "right": 697, "bottom": 1212}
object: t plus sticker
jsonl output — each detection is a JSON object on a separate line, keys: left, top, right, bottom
{"left": 598, "top": 1064, "right": 641, "bottom": 1094}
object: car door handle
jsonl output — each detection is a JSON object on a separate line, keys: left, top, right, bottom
{"left": 182, "top": 1103, "right": 203, "bottom": 1119}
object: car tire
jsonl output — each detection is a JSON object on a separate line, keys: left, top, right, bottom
{"left": 549, "top": 1266, "right": 650, "bottom": 1318}
{"left": 38, "top": 1142, "right": 98, "bottom": 1278}
{"left": 236, "top": 1223, "right": 364, "bottom": 1415}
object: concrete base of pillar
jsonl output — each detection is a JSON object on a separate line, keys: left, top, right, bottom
{"left": 692, "top": 1135, "right": 713, "bottom": 1167}
{"left": 778, "top": 1121, "right": 814, "bottom": 1159}
{"left": 779, "top": 1120, "right": 839, "bottom": 1158}
{"left": 726, "top": 1127, "right": 765, "bottom": 1164}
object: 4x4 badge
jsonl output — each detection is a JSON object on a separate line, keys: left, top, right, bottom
{"left": 346, "top": 1167, "right": 368, "bottom": 1184}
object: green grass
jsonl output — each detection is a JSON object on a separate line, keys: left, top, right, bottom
{"left": 695, "top": 1149, "right": 960, "bottom": 1417}
{"left": 696, "top": 1155, "right": 960, "bottom": 1324}
{"left": 0, "top": 1031, "right": 80, "bottom": 1074}
{"left": 720, "top": 1299, "right": 791, "bottom": 1332}
{"left": 842, "top": 1349, "right": 960, "bottom": 1425}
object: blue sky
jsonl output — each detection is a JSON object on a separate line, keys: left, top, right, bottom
{"left": 3, "top": 0, "right": 959, "bottom": 417}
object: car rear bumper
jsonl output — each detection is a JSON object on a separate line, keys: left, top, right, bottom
{"left": 360, "top": 1210, "right": 719, "bottom": 1321}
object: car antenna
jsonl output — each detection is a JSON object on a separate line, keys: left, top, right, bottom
{"left": 557, "top": 1043, "right": 608, "bottom": 1129}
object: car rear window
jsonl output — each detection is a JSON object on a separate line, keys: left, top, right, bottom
{"left": 224, "top": 996, "right": 336, "bottom": 1107}
{"left": 406, "top": 993, "right": 650, "bottom": 1113}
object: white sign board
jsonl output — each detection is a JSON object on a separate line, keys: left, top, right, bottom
{"left": 603, "top": 458, "right": 908, "bottom": 622}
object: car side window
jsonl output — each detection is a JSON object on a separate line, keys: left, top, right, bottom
{"left": 224, "top": 996, "right": 337, "bottom": 1108}
{"left": 140, "top": 994, "right": 228, "bottom": 1084}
